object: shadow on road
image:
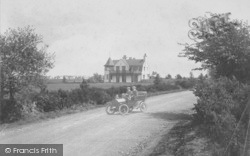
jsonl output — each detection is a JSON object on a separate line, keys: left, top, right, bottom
{"left": 148, "top": 112, "right": 192, "bottom": 121}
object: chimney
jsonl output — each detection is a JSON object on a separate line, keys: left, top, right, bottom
{"left": 123, "top": 55, "right": 127, "bottom": 59}
{"left": 144, "top": 53, "right": 147, "bottom": 60}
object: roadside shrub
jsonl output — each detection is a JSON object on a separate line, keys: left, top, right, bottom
{"left": 2, "top": 88, "right": 41, "bottom": 122}
{"left": 106, "top": 86, "right": 127, "bottom": 98}
{"left": 89, "top": 88, "right": 111, "bottom": 104}
{"left": 2, "top": 78, "right": 187, "bottom": 123}
{"left": 175, "top": 79, "right": 196, "bottom": 89}
{"left": 2, "top": 99, "right": 22, "bottom": 122}
{"left": 146, "top": 85, "right": 157, "bottom": 93}
{"left": 154, "top": 83, "right": 179, "bottom": 91}
{"left": 15, "top": 89, "right": 41, "bottom": 119}
{"left": 68, "top": 88, "right": 85, "bottom": 104}
{"left": 57, "top": 89, "right": 73, "bottom": 109}
{"left": 135, "top": 85, "right": 147, "bottom": 91}
{"left": 34, "top": 92, "right": 59, "bottom": 112}
{"left": 193, "top": 77, "right": 249, "bottom": 150}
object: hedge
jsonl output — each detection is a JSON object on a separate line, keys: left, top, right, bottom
{"left": 1, "top": 79, "right": 196, "bottom": 122}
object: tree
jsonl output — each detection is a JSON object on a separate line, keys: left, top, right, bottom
{"left": 181, "top": 13, "right": 250, "bottom": 154}
{"left": 151, "top": 71, "right": 157, "bottom": 77}
{"left": 87, "top": 73, "right": 103, "bottom": 83}
{"left": 62, "top": 76, "right": 67, "bottom": 83}
{"left": 189, "top": 72, "right": 194, "bottom": 79}
{"left": 180, "top": 13, "right": 250, "bottom": 83}
{"left": 198, "top": 73, "right": 205, "bottom": 80}
{"left": 79, "top": 78, "right": 90, "bottom": 103}
{"left": 154, "top": 74, "right": 161, "bottom": 85}
{"left": 165, "top": 74, "right": 172, "bottom": 79}
{"left": 175, "top": 74, "right": 182, "bottom": 79}
{"left": 0, "top": 26, "right": 54, "bottom": 101}
{"left": 80, "top": 78, "right": 89, "bottom": 89}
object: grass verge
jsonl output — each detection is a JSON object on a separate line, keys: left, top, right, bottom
{"left": 0, "top": 104, "right": 102, "bottom": 130}
{"left": 149, "top": 120, "right": 212, "bottom": 156}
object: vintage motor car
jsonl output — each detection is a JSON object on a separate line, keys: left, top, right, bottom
{"left": 105, "top": 91, "right": 147, "bottom": 115}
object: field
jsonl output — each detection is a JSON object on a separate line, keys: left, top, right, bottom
{"left": 46, "top": 79, "right": 175, "bottom": 91}
{"left": 47, "top": 82, "right": 152, "bottom": 91}
{"left": 47, "top": 83, "right": 82, "bottom": 91}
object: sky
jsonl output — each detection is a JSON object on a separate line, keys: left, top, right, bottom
{"left": 1, "top": 0, "right": 250, "bottom": 77}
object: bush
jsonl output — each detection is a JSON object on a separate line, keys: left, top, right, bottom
{"left": 135, "top": 85, "right": 147, "bottom": 91}
{"left": 154, "top": 83, "right": 180, "bottom": 91}
{"left": 31, "top": 80, "right": 184, "bottom": 114}
{"left": 175, "top": 78, "right": 196, "bottom": 89}
{"left": 34, "top": 92, "right": 58, "bottom": 112}
{"left": 192, "top": 77, "right": 249, "bottom": 152}
{"left": 2, "top": 77, "right": 186, "bottom": 123}
{"left": 106, "top": 86, "right": 127, "bottom": 98}
{"left": 89, "top": 88, "right": 111, "bottom": 104}
{"left": 33, "top": 84, "right": 113, "bottom": 112}
{"left": 2, "top": 88, "right": 41, "bottom": 122}
{"left": 2, "top": 99, "right": 22, "bottom": 122}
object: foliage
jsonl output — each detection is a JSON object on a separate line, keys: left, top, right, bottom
{"left": 0, "top": 26, "right": 54, "bottom": 100}
{"left": 198, "top": 73, "right": 205, "bottom": 80}
{"left": 154, "top": 74, "right": 162, "bottom": 85}
{"left": 2, "top": 99, "right": 22, "bottom": 122}
{"left": 180, "top": 13, "right": 250, "bottom": 83}
{"left": 180, "top": 13, "right": 250, "bottom": 155}
{"left": 175, "top": 74, "right": 183, "bottom": 79}
{"left": 153, "top": 83, "right": 180, "bottom": 92}
{"left": 165, "top": 74, "right": 172, "bottom": 79}
{"left": 87, "top": 73, "right": 104, "bottom": 83}
{"left": 175, "top": 78, "right": 196, "bottom": 89}
{"left": 2, "top": 75, "right": 192, "bottom": 122}
{"left": 89, "top": 88, "right": 111, "bottom": 104}
{"left": 33, "top": 81, "right": 111, "bottom": 113}
{"left": 151, "top": 71, "right": 158, "bottom": 76}
{"left": 62, "top": 76, "right": 67, "bottom": 83}
{"left": 189, "top": 72, "right": 194, "bottom": 79}
{"left": 192, "top": 77, "right": 249, "bottom": 153}
{"left": 0, "top": 26, "right": 54, "bottom": 122}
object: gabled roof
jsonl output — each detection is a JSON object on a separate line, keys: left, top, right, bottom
{"left": 126, "top": 59, "right": 144, "bottom": 66}
{"left": 113, "top": 60, "right": 119, "bottom": 65}
{"left": 118, "top": 59, "right": 130, "bottom": 66}
{"left": 104, "top": 57, "right": 114, "bottom": 66}
{"left": 105, "top": 57, "right": 145, "bottom": 67}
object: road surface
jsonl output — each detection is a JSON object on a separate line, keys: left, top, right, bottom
{"left": 0, "top": 91, "right": 196, "bottom": 156}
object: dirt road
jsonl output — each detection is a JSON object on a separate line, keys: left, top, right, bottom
{"left": 0, "top": 91, "right": 196, "bottom": 156}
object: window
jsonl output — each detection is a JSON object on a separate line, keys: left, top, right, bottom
{"left": 116, "top": 66, "right": 120, "bottom": 71}
{"left": 122, "top": 66, "right": 126, "bottom": 71}
{"left": 122, "top": 75, "right": 126, "bottom": 82}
